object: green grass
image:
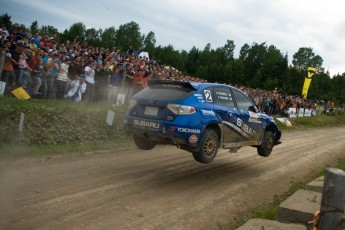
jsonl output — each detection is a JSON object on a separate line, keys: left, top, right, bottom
{"left": 0, "top": 96, "right": 131, "bottom": 155}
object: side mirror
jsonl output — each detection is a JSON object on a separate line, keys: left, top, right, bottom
{"left": 248, "top": 105, "right": 258, "bottom": 113}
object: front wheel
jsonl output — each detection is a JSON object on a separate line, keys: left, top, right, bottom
{"left": 257, "top": 130, "right": 274, "bottom": 157}
{"left": 133, "top": 135, "right": 156, "bottom": 150}
{"left": 192, "top": 129, "right": 219, "bottom": 164}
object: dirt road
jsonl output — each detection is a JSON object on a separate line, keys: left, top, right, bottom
{"left": 1, "top": 127, "right": 345, "bottom": 230}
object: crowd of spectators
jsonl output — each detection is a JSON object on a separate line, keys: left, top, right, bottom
{"left": 0, "top": 24, "right": 333, "bottom": 117}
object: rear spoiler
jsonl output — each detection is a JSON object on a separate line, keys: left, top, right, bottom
{"left": 148, "top": 80, "right": 199, "bottom": 90}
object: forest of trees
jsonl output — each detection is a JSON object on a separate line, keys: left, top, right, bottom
{"left": 1, "top": 13, "right": 345, "bottom": 106}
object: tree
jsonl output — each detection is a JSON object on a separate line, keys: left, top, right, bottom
{"left": 64, "top": 22, "right": 86, "bottom": 43}
{"left": 185, "top": 46, "right": 199, "bottom": 75}
{"left": 222, "top": 39, "right": 235, "bottom": 61}
{"left": 101, "top": 26, "right": 116, "bottom": 49}
{"left": 30, "top": 21, "right": 39, "bottom": 34}
{"left": 115, "top": 21, "right": 142, "bottom": 51}
{"left": 292, "top": 47, "right": 323, "bottom": 70}
{"left": 85, "top": 28, "right": 101, "bottom": 47}
{"left": 142, "top": 31, "right": 156, "bottom": 56}
{"left": 40, "top": 25, "right": 59, "bottom": 38}
{"left": 0, "top": 13, "right": 12, "bottom": 29}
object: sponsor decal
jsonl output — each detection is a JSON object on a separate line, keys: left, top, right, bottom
{"left": 227, "top": 112, "right": 237, "bottom": 123}
{"left": 216, "top": 91, "right": 227, "bottom": 96}
{"left": 236, "top": 118, "right": 256, "bottom": 136}
{"left": 194, "top": 93, "right": 204, "bottom": 100}
{"left": 194, "top": 93, "right": 206, "bottom": 103}
{"left": 201, "top": 109, "right": 215, "bottom": 116}
{"left": 248, "top": 111, "right": 263, "bottom": 123}
{"left": 133, "top": 119, "right": 159, "bottom": 129}
{"left": 177, "top": 127, "right": 201, "bottom": 134}
{"left": 204, "top": 90, "right": 213, "bottom": 102}
{"left": 189, "top": 135, "right": 198, "bottom": 144}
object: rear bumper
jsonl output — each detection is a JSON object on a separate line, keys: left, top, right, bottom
{"left": 123, "top": 117, "right": 202, "bottom": 147}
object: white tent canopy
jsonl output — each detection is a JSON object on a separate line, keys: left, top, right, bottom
{"left": 138, "top": 51, "right": 149, "bottom": 60}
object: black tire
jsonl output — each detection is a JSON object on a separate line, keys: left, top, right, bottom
{"left": 133, "top": 135, "right": 156, "bottom": 150}
{"left": 257, "top": 130, "right": 274, "bottom": 157}
{"left": 192, "top": 129, "right": 219, "bottom": 164}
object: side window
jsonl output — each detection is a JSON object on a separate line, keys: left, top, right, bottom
{"left": 232, "top": 89, "right": 255, "bottom": 111}
{"left": 213, "top": 87, "right": 235, "bottom": 107}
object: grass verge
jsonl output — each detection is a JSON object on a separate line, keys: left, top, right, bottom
{"left": 232, "top": 158, "right": 345, "bottom": 229}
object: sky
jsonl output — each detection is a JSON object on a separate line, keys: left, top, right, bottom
{"left": 2, "top": 0, "right": 345, "bottom": 76}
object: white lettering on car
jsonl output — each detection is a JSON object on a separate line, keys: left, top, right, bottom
{"left": 204, "top": 90, "right": 213, "bottom": 102}
{"left": 236, "top": 118, "right": 256, "bottom": 136}
{"left": 201, "top": 109, "right": 215, "bottom": 116}
{"left": 177, "top": 127, "right": 201, "bottom": 133}
{"left": 134, "top": 120, "right": 160, "bottom": 129}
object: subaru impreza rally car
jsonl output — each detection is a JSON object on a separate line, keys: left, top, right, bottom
{"left": 123, "top": 80, "right": 281, "bottom": 164}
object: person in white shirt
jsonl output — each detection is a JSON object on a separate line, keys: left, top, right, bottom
{"left": 56, "top": 56, "right": 70, "bottom": 99}
{"left": 84, "top": 61, "right": 95, "bottom": 101}
{"left": 64, "top": 74, "right": 87, "bottom": 102}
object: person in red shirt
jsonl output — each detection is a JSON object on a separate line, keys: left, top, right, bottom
{"left": 1, "top": 53, "right": 18, "bottom": 94}
{"left": 130, "top": 68, "right": 145, "bottom": 97}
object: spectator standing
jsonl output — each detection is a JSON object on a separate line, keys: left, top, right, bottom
{"left": 84, "top": 61, "right": 95, "bottom": 101}
{"left": 56, "top": 56, "right": 69, "bottom": 99}
{"left": 130, "top": 68, "right": 145, "bottom": 97}
{"left": 94, "top": 62, "right": 110, "bottom": 101}
{"left": 45, "top": 53, "right": 60, "bottom": 98}
{"left": 1, "top": 52, "right": 17, "bottom": 94}
{"left": 17, "top": 51, "right": 33, "bottom": 91}
{"left": 0, "top": 24, "right": 9, "bottom": 40}
{"left": 68, "top": 55, "right": 83, "bottom": 85}
{"left": 31, "top": 55, "right": 44, "bottom": 96}
{"left": 108, "top": 65, "right": 122, "bottom": 103}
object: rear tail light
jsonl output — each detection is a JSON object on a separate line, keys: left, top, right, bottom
{"left": 167, "top": 104, "right": 196, "bottom": 115}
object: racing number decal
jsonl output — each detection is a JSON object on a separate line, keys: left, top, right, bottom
{"left": 204, "top": 90, "right": 213, "bottom": 102}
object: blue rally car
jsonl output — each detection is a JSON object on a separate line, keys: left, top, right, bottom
{"left": 123, "top": 80, "right": 281, "bottom": 164}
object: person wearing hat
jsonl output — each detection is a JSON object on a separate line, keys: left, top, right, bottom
{"left": 1, "top": 52, "right": 18, "bottom": 94}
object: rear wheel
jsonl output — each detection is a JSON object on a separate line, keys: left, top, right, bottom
{"left": 192, "top": 129, "right": 219, "bottom": 164}
{"left": 133, "top": 135, "right": 156, "bottom": 150}
{"left": 257, "top": 130, "right": 274, "bottom": 157}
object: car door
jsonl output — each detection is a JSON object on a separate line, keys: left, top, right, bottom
{"left": 231, "top": 89, "right": 264, "bottom": 142}
{"left": 209, "top": 86, "right": 242, "bottom": 143}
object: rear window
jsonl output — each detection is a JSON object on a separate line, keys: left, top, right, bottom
{"left": 134, "top": 82, "right": 196, "bottom": 100}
